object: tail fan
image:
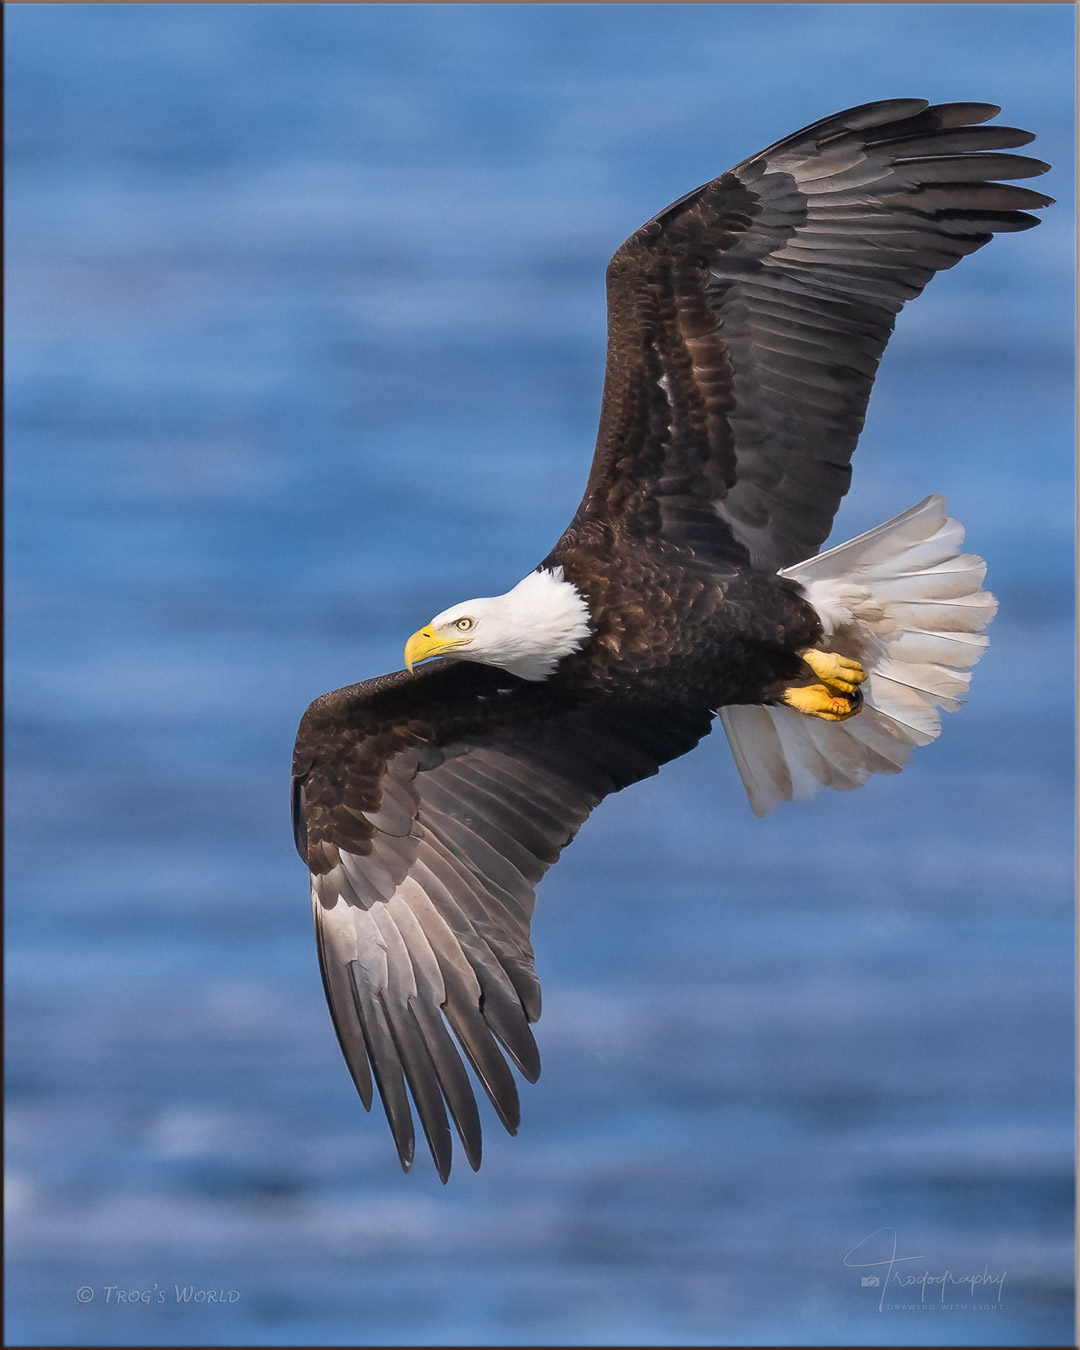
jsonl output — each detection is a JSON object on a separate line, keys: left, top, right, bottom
{"left": 720, "top": 496, "right": 997, "bottom": 817}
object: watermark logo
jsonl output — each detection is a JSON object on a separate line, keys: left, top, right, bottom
{"left": 74, "top": 1285, "right": 241, "bottom": 1306}
{"left": 844, "top": 1228, "right": 1006, "bottom": 1313}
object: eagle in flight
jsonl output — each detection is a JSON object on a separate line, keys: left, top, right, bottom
{"left": 291, "top": 99, "right": 1050, "bottom": 1179}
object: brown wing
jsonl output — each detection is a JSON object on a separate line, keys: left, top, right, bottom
{"left": 575, "top": 98, "right": 1052, "bottom": 572}
{"left": 292, "top": 660, "right": 712, "bottom": 1180}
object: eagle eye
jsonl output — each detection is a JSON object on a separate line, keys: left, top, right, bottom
{"left": 454, "top": 617, "right": 476, "bottom": 632}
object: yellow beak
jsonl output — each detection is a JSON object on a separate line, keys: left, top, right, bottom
{"left": 404, "top": 625, "right": 450, "bottom": 672}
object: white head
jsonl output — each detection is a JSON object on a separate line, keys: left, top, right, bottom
{"left": 403, "top": 566, "right": 591, "bottom": 681}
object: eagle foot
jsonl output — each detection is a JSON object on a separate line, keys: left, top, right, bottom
{"left": 782, "top": 682, "right": 863, "bottom": 722}
{"left": 799, "top": 648, "right": 867, "bottom": 696}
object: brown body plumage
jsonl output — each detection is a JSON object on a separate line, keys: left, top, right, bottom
{"left": 543, "top": 525, "right": 821, "bottom": 705}
{"left": 292, "top": 99, "right": 1050, "bottom": 1180}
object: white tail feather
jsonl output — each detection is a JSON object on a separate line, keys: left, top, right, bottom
{"left": 721, "top": 496, "right": 997, "bottom": 817}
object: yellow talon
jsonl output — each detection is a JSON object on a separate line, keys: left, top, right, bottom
{"left": 782, "top": 683, "right": 862, "bottom": 722}
{"left": 800, "top": 648, "right": 867, "bottom": 696}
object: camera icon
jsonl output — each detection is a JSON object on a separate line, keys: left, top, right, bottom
{"left": 861, "top": 1276, "right": 880, "bottom": 1287}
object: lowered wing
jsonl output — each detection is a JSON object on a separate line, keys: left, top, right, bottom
{"left": 292, "top": 660, "right": 711, "bottom": 1179}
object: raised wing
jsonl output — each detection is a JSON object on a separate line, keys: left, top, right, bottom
{"left": 292, "top": 660, "right": 711, "bottom": 1179}
{"left": 575, "top": 98, "right": 1052, "bottom": 572}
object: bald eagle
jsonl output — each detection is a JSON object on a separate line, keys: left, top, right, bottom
{"left": 292, "top": 99, "right": 1050, "bottom": 1180}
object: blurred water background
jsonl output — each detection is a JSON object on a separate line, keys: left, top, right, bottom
{"left": 4, "top": 5, "right": 1075, "bottom": 1347}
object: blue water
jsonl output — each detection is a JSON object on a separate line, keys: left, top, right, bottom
{"left": 5, "top": 5, "right": 1075, "bottom": 1347}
